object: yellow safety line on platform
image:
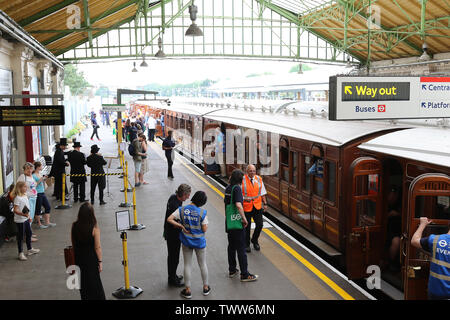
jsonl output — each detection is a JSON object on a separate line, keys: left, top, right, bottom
{"left": 262, "top": 228, "right": 354, "bottom": 300}
{"left": 155, "top": 139, "right": 354, "bottom": 300}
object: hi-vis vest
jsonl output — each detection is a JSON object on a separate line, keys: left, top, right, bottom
{"left": 242, "top": 175, "right": 262, "bottom": 212}
{"left": 179, "top": 205, "right": 207, "bottom": 249}
{"left": 427, "top": 234, "right": 450, "bottom": 297}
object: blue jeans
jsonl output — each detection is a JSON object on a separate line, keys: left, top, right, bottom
{"left": 16, "top": 220, "right": 32, "bottom": 253}
{"left": 227, "top": 229, "right": 249, "bottom": 277}
{"left": 35, "top": 193, "right": 50, "bottom": 216}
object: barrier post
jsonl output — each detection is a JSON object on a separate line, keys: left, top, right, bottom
{"left": 55, "top": 173, "right": 72, "bottom": 209}
{"left": 130, "top": 187, "right": 146, "bottom": 231}
{"left": 120, "top": 158, "right": 132, "bottom": 193}
{"left": 112, "top": 231, "right": 143, "bottom": 299}
{"left": 119, "top": 161, "right": 132, "bottom": 207}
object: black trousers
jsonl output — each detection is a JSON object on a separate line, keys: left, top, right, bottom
{"left": 166, "top": 155, "right": 174, "bottom": 178}
{"left": 54, "top": 173, "right": 68, "bottom": 200}
{"left": 148, "top": 129, "right": 155, "bottom": 141}
{"left": 244, "top": 207, "right": 264, "bottom": 246}
{"left": 91, "top": 126, "right": 99, "bottom": 139}
{"left": 227, "top": 229, "right": 249, "bottom": 277}
{"left": 166, "top": 232, "right": 181, "bottom": 281}
{"left": 90, "top": 177, "right": 105, "bottom": 203}
{"left": 73, "top": 182, "right": 86, "bottom": 201}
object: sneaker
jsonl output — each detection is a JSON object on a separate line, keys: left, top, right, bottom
{"left": 180, "top": 289, "right": 192, "bottom": 299}
{"left": 100, "top": 201, "right": 107, "bottom": 205}
{"left": 18, "top": 252, "right": 27, "bottom": 261}
{"left": 252, "top": 242, "right": 261, "bottom": 251}
{"left": 246, "top": 246, "right": 251, "bottom": 253}
{"left": 229, "top": 269, "right": 239, "bottom": 278}
{"left": 39, "top": 224, "right": 48, "bottom": 229}
{"left": 46, "top": 223, "right": 56, "bottom": 227}
{"left": 203, "top": 286, "right": 211, "bottom": 296}
{"left": 240, "top": 273, "right": 258, "bottom": 282}
{"left": 27, "top": 248, "right": 40, "bottom": 256}
{"left": 135, "top": 183, "right": 141, "bottom": 187}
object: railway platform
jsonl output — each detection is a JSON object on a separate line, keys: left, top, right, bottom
{"left": 0, "top": 126, "right": 372, "bottom": 301}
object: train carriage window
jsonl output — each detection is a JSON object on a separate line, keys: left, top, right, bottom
{"left": 356, "top": 199, "right": 377, "bottom": 226}
{"left": 303, "top": 155, "right": 311, "bottom": 192}
{"left": 281, "top": 146, "right": 289, "bottom": 166}
{"left": 308, "top": 157, "right": 324, "bottom": 197}
{"left": 326, "top": 161, "right": 336, "bottom": 203}
{"left": 415, "top": 196, "right": 450, "bottom": 220}
{"left": 291, "top": 151, "right": 298, "bottom": 188}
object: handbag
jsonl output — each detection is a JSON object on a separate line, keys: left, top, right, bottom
{"left": 64, "top": 246, "right": 75, "bottom": 271}
{"left": 226, "top": 186, "right": 243, "bottom": 230}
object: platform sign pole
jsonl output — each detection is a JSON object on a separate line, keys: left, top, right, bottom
{"left": 112, "top": 229, "right": 143, "bottom": 299}
{"left": 130, "top": 187, "right": 146, "bottom": 231}
{"left": 55, "top": 173, "right": 72, "bottom": 209}
{"left": 119, "top": 162, "right": 132, "bottom": 207}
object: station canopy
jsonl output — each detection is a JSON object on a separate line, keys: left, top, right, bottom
{"left": 1, "top": 0, "right": 449, "bottom": 65}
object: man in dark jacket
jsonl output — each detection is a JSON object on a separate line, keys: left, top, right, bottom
{"left": 164, "top": 183, "right": 191, "bottom": 287}
{"left": 67, "top": 141, "right": 87, "bottom": 202}
{"left": 162, "top": 130, "right": 176, "bottom": 179}
{"left": 86, "top": 145, "right": 107, "bottom": 205}
{"left": 50, "top": 138, "right": 69, "bottom": 201}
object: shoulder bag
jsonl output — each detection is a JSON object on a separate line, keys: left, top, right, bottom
{"left": 225, "top": 186, "right": 243, "bottom": 230}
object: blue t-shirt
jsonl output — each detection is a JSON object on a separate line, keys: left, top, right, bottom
{"left": 32, "top": 174, "right": 45, "bottom": 193}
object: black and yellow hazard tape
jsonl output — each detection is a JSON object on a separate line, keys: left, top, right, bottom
{"left": 66, "top": 172, "right": 124, "bottom": 177}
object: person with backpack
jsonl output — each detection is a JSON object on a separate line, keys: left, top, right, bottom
{"left": 167, "top": 191, "right": 210, "bottom": 299}
{"left": 130, "top": 133, "right": 147, "bottom": 187}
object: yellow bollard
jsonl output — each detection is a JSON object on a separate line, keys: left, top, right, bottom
{"left": 130, "top": 187, "right": 145, "bottom": 230}
{"left": 119, "top": 161, "right": 131, "bottom": 207}
{"left": 112, "top": 231, "right": 143, "bottom": 299}
{"left": 55, "top": 173, "right": 72, "bottom": 209}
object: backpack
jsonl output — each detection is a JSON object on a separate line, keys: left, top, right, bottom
{"left": 128, "top": 143, "right": 136, "bottom": 157}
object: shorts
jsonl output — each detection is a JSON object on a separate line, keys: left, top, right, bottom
{"left": 134, "top": 160, "right": 142, "bottom": 173}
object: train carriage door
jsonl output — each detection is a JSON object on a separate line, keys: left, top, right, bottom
{"left": 279, "top": 138, "right": 290, "bottom": 216}
{"left": 347, "top": 157, "right": 384, "bottom": 279}
{"left": 404, "top": 174, "right": 450, "bottom": 300}
{"left": 309, "top": 145, "right": 325, "bottom": 239}
{"left": 202, "top": 122, "right": 221, "bottom": 175}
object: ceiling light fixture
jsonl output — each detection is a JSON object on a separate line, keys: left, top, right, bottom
{"left": 140, "top": 54, "right": 148, "bottom": 67}
{"left": 132, "top": 62, "right": 138, "bottom": 72}
{"left": 185, "top": 1, "right": 203, "bottom": 37}
{"left": 155, "top": 37, "right": 166, "bottom": 58}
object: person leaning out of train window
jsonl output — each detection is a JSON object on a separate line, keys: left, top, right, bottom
{"left": 307, "top": 157, "right": 324, "bottom": 195}
{"left": 242, "top": 164, "right": 267, "bottom": 253}
{"left": 411, "top": 217, "right": 450, "bottom": 300}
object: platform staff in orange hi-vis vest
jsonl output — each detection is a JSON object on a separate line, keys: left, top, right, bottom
{"left": 241, "top": 164, "right": 268, "bottom": 253}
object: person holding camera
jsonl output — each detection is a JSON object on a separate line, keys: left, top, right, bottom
{"left": 33, "top": 162, "right": 55, "bottom": 228}
{"left": 12, "top": 181, "right": 40, "bottom": 261}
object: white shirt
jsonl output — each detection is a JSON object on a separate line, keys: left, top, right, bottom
{"left": 14, "top": 195, "right": 30, "bottom": 223}
{"left": 248, "top": 175, "right": 267, "bottom": 196}
{"left": 147, "top": 117, "right": 156, "bottom": 129}
{"left": 17, "top": 174, "right": 38, "bottom": 199}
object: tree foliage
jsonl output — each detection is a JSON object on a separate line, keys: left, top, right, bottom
{"left": 64, "top": 64, "right": 91, "bottom": 96}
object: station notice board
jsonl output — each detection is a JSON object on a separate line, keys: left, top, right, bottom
{"left": 0, "top": 105, "right": 65, "bottom": 126}
{"left": 329, "top": 76, "right": 450, "bottom": 120}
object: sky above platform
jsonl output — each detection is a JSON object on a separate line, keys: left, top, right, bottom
{"left": 77, "top": 59, "right": 347, "bottom": 87}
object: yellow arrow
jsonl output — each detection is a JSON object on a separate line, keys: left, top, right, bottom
{"left": 345, "top": 86, "right": 353, "bottom": 95}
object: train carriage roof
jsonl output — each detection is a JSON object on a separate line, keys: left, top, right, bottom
{"left": 200, "top": 108, "right": 410, "bottom": 147}
{"left": 359, "top": 127, "right": 450, "bottom": 168}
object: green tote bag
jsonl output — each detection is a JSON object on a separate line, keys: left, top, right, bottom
{"left": 226, "top": 185, "right": 243, "bottom": 230}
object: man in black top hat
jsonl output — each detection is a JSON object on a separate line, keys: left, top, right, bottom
{"left": 67, "top": 141, "right": 87, "bottom": 202}
{"left": 86, "top": 144, "right": 107, "bottom": 205}
{"left": 50, "top": 138, "right": 69, "bottom": 201}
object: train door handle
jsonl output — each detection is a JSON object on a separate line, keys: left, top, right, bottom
{"left": 407, "top": 266, "right": 421, "bottom": 278}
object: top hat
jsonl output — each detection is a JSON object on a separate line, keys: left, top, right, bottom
{"left": 73, "top": 141, "right": 82, "bottom": 148}
{"left": 91, "top": 144, "right": 100, "bottom": 153}
{"left": 59, "top": 138, "right": 68, "bottom": 146}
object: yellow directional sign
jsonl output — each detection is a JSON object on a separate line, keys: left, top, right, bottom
{"left": 342, "top": 82, "right": 410, "bottom": 101}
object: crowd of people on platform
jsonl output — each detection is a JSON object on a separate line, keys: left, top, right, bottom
{"left": 1, "top": 106, "right": 449, "bottom": 302}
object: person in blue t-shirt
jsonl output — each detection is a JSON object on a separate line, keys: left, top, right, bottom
{"left": 167, "top": 191, "right": 210, "bottom": 299}
{"left": 412, "top": 217, "right": 450, "bottom": 300}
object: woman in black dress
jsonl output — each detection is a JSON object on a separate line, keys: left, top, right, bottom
{"left": 71, "top": 202, "right": 105, "bottom": 300}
